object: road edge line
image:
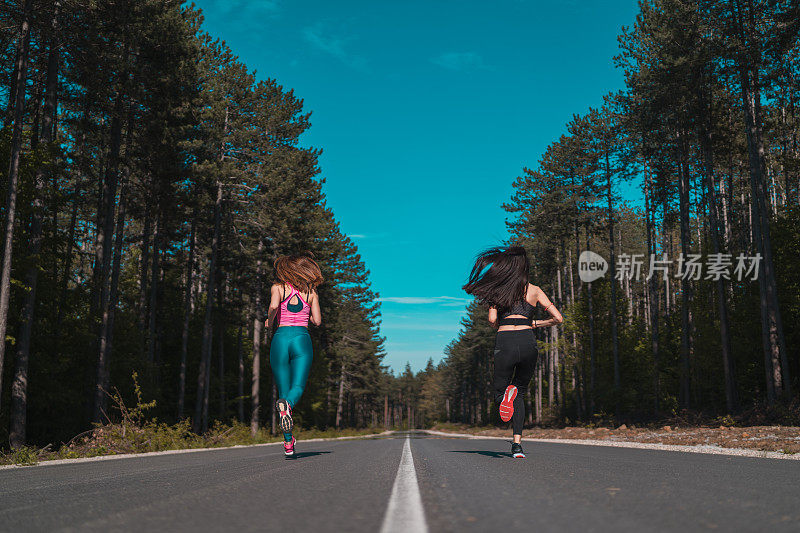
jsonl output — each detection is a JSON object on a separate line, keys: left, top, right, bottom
{"left": 421, "top": 429, "right": 800, "bottom": 460}
{"left": 0, "top": 430, "right": 395, "bottom": 470}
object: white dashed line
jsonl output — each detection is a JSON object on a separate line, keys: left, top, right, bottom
{"left": 380, "top": 436, "right": 428, "bottom": 533}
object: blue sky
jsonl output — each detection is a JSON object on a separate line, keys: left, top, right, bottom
{"left": 193, "top": 0, "right": 640, "bottom": 373}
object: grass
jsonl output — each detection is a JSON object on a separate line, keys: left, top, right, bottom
{"left": 430, "top": 422, "right": 497, "bottom": 434}
{"left": 0, "top": 373, "right": 387, "bottom": 467}
{"left": 0, "top": 424, "right": 385, "bottom": 467}
{"left": 0, "top": 446, "right": 40, "bottom": 466}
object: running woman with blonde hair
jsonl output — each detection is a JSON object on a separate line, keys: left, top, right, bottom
{"left": 266, "top": 252, "right": 323, "bottom": 457}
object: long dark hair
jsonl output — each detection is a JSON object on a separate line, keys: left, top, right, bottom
{"left": 462, "top": 246, "right": 529, "bottom": 310}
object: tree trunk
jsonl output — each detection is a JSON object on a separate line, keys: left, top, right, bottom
{"left": 250, "top": 243, "right": 264, "bottom": 437}
{"left": 568, "top": 248, "right": 575, "bottom": 305}
{"left": 336, "top": 361, "right": 346, "bottom": 429}
{"left": 547, "top": 328, "right": 554, "bottom": 407}
{"left": 138, "top": 199, "right": 151, "bottom": 357}
{"left": 9, "top": 2, "right": 60, "bottom": 447}
{"left": 0, "top": 0, "right": 33, "bottom": 411}
{"left": 605, "top": 149, "right": 620, "bottom": 421}
{"left": 146, "top": 218, "right": 160, "bottom": 367}
{"left": 556, "top": 265, "right": 563, "bottom": 405}
{"left": 573, "top": 364, "right": 584, "bottom": 419}
{"left": 698, "top": 85, "right": 738, "bottom": 412}
{"left": 237, "top": 323, "right": 244, "bottom": 422}
{"left": 662, "top": 200, "right": 672, "bottom": 315}
{"left": 553, "top": 324, "right": 561, "bottom": 406}
{"left": 644, "top": 161, "right": 661, "bottom": 414}
{"left": 91, "top": 91, "right": 126, "bottom": 422}
{"left": 271, "top": 383, "right": 277, "bottom": 435}
{"left": 726, "top": 0, "right": 791, "bottom": 400}
{"left": 54, "top": 177, "right": 80, "bottom": 351}
{"left": 724, "top": 165, "right": 734, "bottom": 251}
{"left": 194, "top": 181, "right": 222, "bottom": 434}
{"left": 178, "top": 217, "right": 196, "bottom": 419}
{"left": 739, "top": 62, "right": 791, "bottom": 398}
{"left": 94, "top": 177, "right": 127, "bottom": 422}
{"left": 4, "top": 46, "right": 19, "bottom": 121}
{"left": 676, "top": 131, "right": 693, "bottom": 409}
{"left": 217, "top": 275, "right": 226, "bottom": 420}
{"left": 586, "top": 234, "right": 596, "bottom": 415}
{"left": 535, "top": 356, "right": 542, "bottom": 424}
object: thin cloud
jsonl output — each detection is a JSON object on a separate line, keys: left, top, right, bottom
{"left": 379, "top": 296, "right": 471, "bottom": 305}
{"left": 303, "top": 24, "right": 366, "bottom": 69}
{"left": 203, "top": 0, "right": 280, "bottom": 18}
{"left": 388, "top": 323, "right": 458, "bottom": 332}
{"left": 198, "top": 1, "right": 281, "bottom": 39}
{"left": 380, "top": 297, "right": 441, "bottom": 304}
{"left": 434, "top": 295, "right": 473, "bottom": 307}
{"left": 431, "top": 52, "right": 488, "bottom": 71}
{"left": 349, "top": 232, "right": 388, "bottom": 239}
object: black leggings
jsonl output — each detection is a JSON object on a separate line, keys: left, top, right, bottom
{"left": 493, "top": 329, "right": 538, "bottom": 435}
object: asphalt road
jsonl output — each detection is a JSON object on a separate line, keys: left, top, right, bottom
{"left": 2, "top": 432, "right": 799, "bottom": 532}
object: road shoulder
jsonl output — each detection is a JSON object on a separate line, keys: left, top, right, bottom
{"left": 422, "top": 429, "right": 800, "bottom": 460}
{"left": 0, "top": 430, "right": 395, "bottom": 470}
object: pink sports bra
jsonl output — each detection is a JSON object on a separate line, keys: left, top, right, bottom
{"left": 277, "top": 283, "right": 311, "bottom": 327}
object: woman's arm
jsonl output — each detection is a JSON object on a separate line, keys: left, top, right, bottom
{"left": 309, "top": 290, "right": 322, "bottom": 326}
{"left": 488, "top": 307, "right": 498, "bottom": 329}
{"left": 266, "top": 284, "right": 281, "bottom": 328}
{"left": 531, "top": 285, "right": 563, "bottom": 328}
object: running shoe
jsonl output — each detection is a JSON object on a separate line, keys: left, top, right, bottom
{"left": 283, "top": 437, "right": 296, "bottom": 457}
{"left": 511, "top": 442, "right": 525, "bottom": 458}
{"left": 276, "top": 398, "right": 293, "bottom": 433}
{"left": 499, "top": 385, "right": 517, "bottom": 422}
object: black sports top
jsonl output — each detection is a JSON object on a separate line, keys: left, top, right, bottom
{"left": 500, "top": 300, "right": 535, "bottom": 319}
{"left": 498, "top": 300, "right": 536, "bottom": 327}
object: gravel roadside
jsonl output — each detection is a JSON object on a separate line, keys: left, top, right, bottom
{"left": 428, "top": 424, "right": 800, "bottom": 458}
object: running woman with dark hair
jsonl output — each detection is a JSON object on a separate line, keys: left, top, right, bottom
{"left": 267, "top": 252, "right": 323, "bottom": 457}
{"left": 463, "top": 246, "right": 563, "bottom": 458}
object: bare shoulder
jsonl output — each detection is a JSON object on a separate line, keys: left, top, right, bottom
{"left": 527, "top": 284, "right": 542, "bottom": 303}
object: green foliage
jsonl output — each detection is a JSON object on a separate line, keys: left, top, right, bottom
{"left": 406, "top": 0, "right": 800, "bottom": 429}
{"left": 2, "top": 0, "right": 799, "bottom": 450}
{"left": 0, "top": 445, "right": 39, "bottom": 466}
{"left": 0, "top": 0, "right": 392, "bottom": 450}
{"left": 0, "top": 378, "right": 384, "bottom": 465}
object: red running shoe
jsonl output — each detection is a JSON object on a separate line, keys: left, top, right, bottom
{"left": 499, "top": 385, "right": 517, "bottom": 422}
{"left": 283, "top": 437, "right": 296, "bottom": 457}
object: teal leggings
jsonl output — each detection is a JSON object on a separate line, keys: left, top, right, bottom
{"left": 270, "top": 326, "right": 313, "bottom": 408}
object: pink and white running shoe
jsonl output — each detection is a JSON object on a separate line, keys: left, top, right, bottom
{"left": 276, "top": 398, "right": 293, "bottom": 433}
{"left": 283, "top": 437, "right": 296, "bottom": 457}
{"left": 499, "top": 385, "right": 517, "bottom": 422}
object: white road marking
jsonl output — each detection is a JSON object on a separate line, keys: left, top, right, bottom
{"left": 380, "top": 436, "right": 429, "bottom": 533}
